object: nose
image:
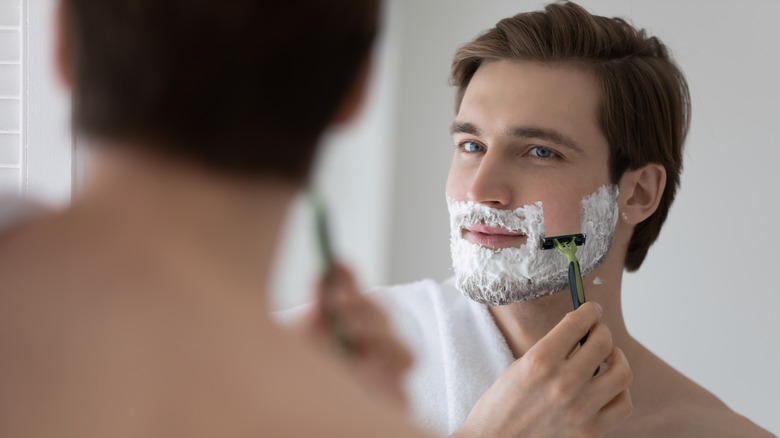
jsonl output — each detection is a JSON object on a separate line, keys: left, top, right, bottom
{"left": 467, "top": 151, "right": 513, "bottom": 207}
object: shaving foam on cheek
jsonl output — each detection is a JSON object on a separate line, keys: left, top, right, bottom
{"left": 448, "top": 185, "right": 619, "bottom": 306}
{"left": 448, "top": 201, "right": 563, "bottom": 305}
{"left": 576, "top": 185, "right": 620, "bottom": 275}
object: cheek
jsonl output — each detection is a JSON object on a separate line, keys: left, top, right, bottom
{"left": 539, "top": 179, "right": 613, "bottom": 236}
{"left": 445, "top": 163, "right": 466, "bottom": 200}
{"left": 538, "top": 193, "right": 590, "bottom": 236}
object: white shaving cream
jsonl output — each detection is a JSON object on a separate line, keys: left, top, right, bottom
{"left": 448, "top": 185, "right": 619, "bottom": 305}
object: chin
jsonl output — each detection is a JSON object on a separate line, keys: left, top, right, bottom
{"left": 455, "top": 275, "right": 569, "bottom": 306}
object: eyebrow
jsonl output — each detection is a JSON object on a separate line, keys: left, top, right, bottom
{"left": 449, "top": 121, "right": 482, "bottom": 137}
{"left": 450, "top": 121, "right": 582, "bottom": 152}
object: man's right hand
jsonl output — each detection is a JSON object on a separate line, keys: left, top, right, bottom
{"left": 296, "top": 263, "right": 413, "bottom": 410}
{"left": 452, "top": 302, "right": 633, "bottom": 438}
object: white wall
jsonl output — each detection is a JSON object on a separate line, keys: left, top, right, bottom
{"left": 385, "top": 0, "right": 780, "bottom": 434}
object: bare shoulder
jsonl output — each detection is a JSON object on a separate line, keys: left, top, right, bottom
{"left": 676, "top": 398, "right": 776, "bottom": 438}
{"left": 634, "top": 393, "right": 776, "bottom": 438}
{"left": 667, "top": 373, "right": 775, "bottom": 438}
{"left": 621, "top": 342, "right": 775, "bottom": 438}
{"left": 253, "top": 332, "right": 433, "bottom": 437}
{"left": 0, "top": 223, "right": 432, "bottom": 436}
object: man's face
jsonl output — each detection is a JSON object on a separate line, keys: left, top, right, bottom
{"left": 446, "top": 60, "right": 616, "bottom": 304}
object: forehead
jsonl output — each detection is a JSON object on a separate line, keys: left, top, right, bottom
{"left": 457, "top": 60, "right": 605, "bottom": 145}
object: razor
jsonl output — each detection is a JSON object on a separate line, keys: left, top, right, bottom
{"left": 542, "top": 233, "right": 595, "bottom": 351}
{"left": 541, "top": 233, "right": 587, "bottom": 310}
{"left": 309, "top": 189, "right": 354, "bottom": 355}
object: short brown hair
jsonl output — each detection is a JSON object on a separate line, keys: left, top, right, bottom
{"left": 62, "top": 0, "right": 378, "bottom": 182}
{"left": 450, "top": 1, "right": 690, "bottom": 271}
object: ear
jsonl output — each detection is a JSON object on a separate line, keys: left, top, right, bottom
{"left": 53, "top": 0, "right": 73, "bottom": 89}
{"left": 617, "top": 163, "right": 666, "bottom": 225}
{"left": 330, "top": 56, "right": 372, "bottom": 126}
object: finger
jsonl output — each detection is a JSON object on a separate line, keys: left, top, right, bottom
{"left": 324, "top": 265, "right": 373, "bottom": 317}
{"left": 307, "top": 282, "right": 335, "bottom": 333}
{"left": 332, "top": 289, "right": 389, "bottom": 335}
{"left": 341, "top": 298, "right": 388, "bottom": 331}
{"left": 312, "top": 275, "right": 332, "bottom": 307}
{"left": 536, "top": 302, "right": 602, "bottom": 360}
{"left": 346, "top": 330, "right": 414, "bottom": 389}
{"left": 317, "top": 276, "right": 393, "bottom": 357}
{"left": 314, "top": 262, "right": 363, "bottom": 319}
{"left": 587, "top": 347, "right": 633, "bottom": 409}
{"left": 568, "top": 322, "right": 613, "bottom": 380}
{"left": 330, "top": 263, "right": 359, "bottom": 292}
{"left": 339, "top": 306, "right": 395, "bottom": 356}
{"left": 320, "top": 293, "right": 391, "bottom": 350}
{"left": 314, "top": 262, "right": 357, "bottom": 299}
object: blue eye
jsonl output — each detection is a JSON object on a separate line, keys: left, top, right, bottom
{"left": 529, "top": 146, "right": 557, "bottom": 158}
{"left": 461, "top": 141, "right": 485, "bottom": 153}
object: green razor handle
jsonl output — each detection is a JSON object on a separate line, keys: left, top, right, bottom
{"left": 309, "top": 189, "right": 355, "bottom": 355}
{"left": 548, "top": 235, "right": 599, "bottom": 374}
{"left": 553, "top": 237, "right": 594, "bottom": 351}
{"left": 554, "top": 237, "right": 586, "bottom": 309}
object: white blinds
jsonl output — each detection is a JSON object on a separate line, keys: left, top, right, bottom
{"left": 0, "top": 0, "right": 21, "bottom": 195}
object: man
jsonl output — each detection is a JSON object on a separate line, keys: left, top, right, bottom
{"left": 0, "top": 0, "right": 431, "bottom": 436}
{"left": 361, "top": 2, "right": 774, "bottom": 437}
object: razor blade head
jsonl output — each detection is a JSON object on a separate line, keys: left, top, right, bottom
{"left": 540, "top": 233, "right": 586, "bottom": 250}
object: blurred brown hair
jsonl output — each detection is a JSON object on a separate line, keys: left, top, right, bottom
{"left": 450, "top": 1, "right": 690, "bottom": 271}
{"left": 62, "top": 0, "right": 379, "bottom": 182}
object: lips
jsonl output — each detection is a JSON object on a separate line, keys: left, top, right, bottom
{"left": 463, "top": 223, "right": 527, "bottom": 248}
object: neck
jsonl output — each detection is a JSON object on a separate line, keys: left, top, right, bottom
{"left": 72, "top": 143, "right": 298, "bottom": 311}
{"left": 487, "top": 247, "right": 630, "bottom": 358}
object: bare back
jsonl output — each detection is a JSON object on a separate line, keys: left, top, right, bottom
{"left": 0, "top": 204, "right": 431, "bottom": 437}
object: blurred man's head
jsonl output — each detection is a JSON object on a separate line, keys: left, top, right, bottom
{"left": 58, "top": 0, "right": 379, "bottom": 183}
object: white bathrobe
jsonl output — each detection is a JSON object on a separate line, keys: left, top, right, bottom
{"left": 367, "top": 278, "right": 514, "bottom": 435}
